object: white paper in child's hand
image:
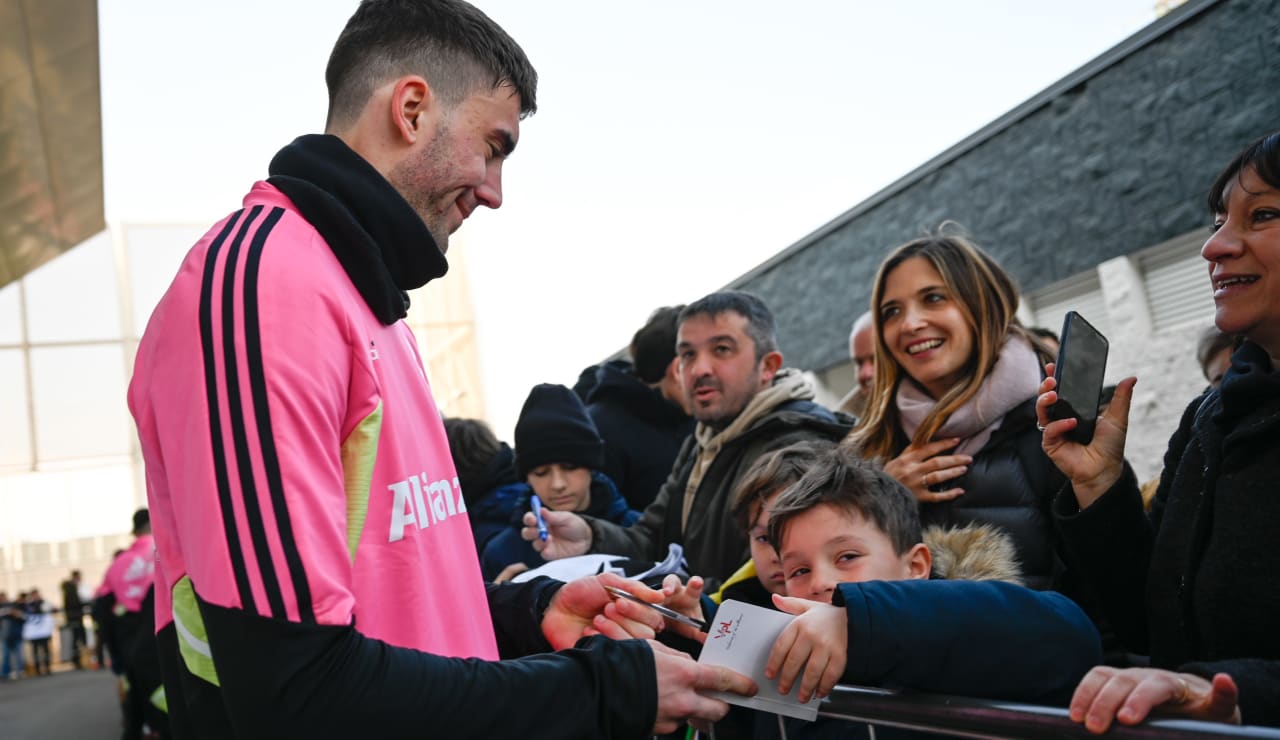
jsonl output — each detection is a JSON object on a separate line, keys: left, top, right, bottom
{"left": 696, "top": 599, "right": 820, "bottom": 722}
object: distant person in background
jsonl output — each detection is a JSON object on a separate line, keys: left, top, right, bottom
{"left": 0, "top": 591, "right": 25, "bottom": 680}
{"left": 92, "top": 548, "right": 126, "bottom": 673}
{"left": 586, "top": 305, "right": 694, "bottom": 510}
{"left": 443, "top": 417, "right": 525, "bottom": 554}
{"left": 1138, "top": 328, "right": 1237, "bottom": 509}
{"left": 1196, "top": 326, "right": 1237, "bottom": 390}
{"left": 61, "top": 570, "right": 87, "bottom": 669}
{"left": 100, "top": 509, "right": 165, "bottom": 739}
{"left": 21, "top": 589, "right": 53, "bottom": 676}
{"left": 1030, "top": 325, "right": 1061, "bottom": 357}
{"left": 482, "top": 384, "right": 640, "bottom": 580}
{"left": 835, "top": 311, "right": 876, "bottom": 420}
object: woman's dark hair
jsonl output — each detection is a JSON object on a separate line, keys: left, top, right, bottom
{"left": 1208, "top": 131, "right": 1280, "bottom": 214}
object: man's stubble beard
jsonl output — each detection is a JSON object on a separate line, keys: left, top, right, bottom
{"left": 389, "top": 126, "right": 455, "bottom": 254}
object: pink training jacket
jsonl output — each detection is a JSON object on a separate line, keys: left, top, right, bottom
{"left": 128, "top": 182, "right": 497, "bottom": 660}
{"left": 102, "top": 534, "right": 156, "bottom": 614}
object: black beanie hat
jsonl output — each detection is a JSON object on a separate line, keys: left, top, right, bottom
{"left": 514, "top": 384, "right": 605, "bottom": 479}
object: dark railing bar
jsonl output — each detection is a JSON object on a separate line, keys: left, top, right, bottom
{"left": 818, "top": 685, "right": 1280, "bottom": 739}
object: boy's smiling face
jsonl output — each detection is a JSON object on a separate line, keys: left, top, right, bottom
{"left": 778, "top": 503, "right": 929, "bottom": 603}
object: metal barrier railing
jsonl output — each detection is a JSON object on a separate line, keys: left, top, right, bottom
{"left": 817, "top": 684, "right": 1280, "bottom": 739}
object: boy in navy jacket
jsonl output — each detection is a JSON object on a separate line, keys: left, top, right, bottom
{"left": 679, "top": 446, "right": 1101, "bottom": 738}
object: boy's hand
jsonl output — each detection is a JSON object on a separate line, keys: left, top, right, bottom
{"left": 521, "top": 509, "right": 592, "bottom": 559}
{"left": 765, "top": 594, "right": 847, "bottom": 703}
{"left": 658, "top": 574, "right": 709, "bottom": 643}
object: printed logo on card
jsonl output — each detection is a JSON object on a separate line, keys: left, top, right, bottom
{"left": 712, "top": 614, "right": 742, "bottom": 649}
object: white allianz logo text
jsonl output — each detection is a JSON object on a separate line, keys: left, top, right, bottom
{"left": 387, "top": 474, "right": 468, "bottom": 542}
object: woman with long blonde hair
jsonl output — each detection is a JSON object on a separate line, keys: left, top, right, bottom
{"left": 847, "top": 229, "right": 1063, "bottom": 588}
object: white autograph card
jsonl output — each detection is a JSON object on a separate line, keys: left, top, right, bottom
{"left": 696, "top": 599, "right": 820, "bottom": 721}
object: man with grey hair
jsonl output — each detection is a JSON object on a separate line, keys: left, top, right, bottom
{"left": 836, "top": 311, "right": 876, "bottom": 419}
{"left": 128, "top": 2, "right": 752, "bottom": 737}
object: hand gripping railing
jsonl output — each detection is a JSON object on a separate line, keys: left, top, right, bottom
{"left": 817, "top": 685, "right": 1280, "bottom": 739}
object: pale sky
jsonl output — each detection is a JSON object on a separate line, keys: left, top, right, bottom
{"left": 99, "top": 0, "right": 1159, "bottom": 440}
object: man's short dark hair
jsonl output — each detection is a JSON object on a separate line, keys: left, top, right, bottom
{"left": 767, "top": 448, "right": 921, "bottom": 555}
{"left": 631, "top": 305, "right": 685, "bottom": 384}
{"left": 731, "top": 440, "right": 835, "bottom": 533}
{"left": 678, "top": 291, "right": 778, "bottom": 361}
{"left": 325, "top": 0, "right": 538, "bottom": 130}
{"left": 132, "top": 508, "right": 151, "bottom": 535}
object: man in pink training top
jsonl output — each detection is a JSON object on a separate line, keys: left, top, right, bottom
{"left": 98, "top": 509, "right": 164, "bottom": 739}
{"left": 127, "top": 2, "right": 753, "bottom": 738}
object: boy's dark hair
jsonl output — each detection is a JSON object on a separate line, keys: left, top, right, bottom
{"left": 631, "top": 305, "right": 685, "bottom": 384}
{"left": 767, "top": 448, "right": 921, "bottom": 556}
{"left": 678, "top": 291, "right": 778, "bottom": 361}
{"left": 325, "top": 0, "right": 538, "bottom": 131}
{"left": 730, "top": 440, "right": 835, "bottom": 533}
{"left": 443, "top": 417, "right": 501, "bottom": 503}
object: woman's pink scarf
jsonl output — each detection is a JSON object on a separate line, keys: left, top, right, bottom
{"left": 897, "top": 335, "right": 1042, "bottom": 456}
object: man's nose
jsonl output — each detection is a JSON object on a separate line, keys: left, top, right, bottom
{"left": 687, "top": 352, "right": 713, "bottom": 379}
{"left": 475, "top": 162, "right": 504, "bottom": 210}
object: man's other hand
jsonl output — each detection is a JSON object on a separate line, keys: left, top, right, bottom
{"left": 650, "top": 640, "right": 757, "bottom": 735}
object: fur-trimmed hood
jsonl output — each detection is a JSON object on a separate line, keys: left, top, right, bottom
{"left": 924, "top": 524, "right": 1023, "bottom": 585}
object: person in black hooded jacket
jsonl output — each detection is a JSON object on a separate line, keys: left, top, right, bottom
{"left": 587, "top": 306, "right": 693, "bottom": 510}
{"left": 1040, "top": 130, "right": 1280, "bottom": 732}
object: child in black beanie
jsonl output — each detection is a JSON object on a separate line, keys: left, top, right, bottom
{"left": 480, "top": 384, "right": 640, "bottom": 581}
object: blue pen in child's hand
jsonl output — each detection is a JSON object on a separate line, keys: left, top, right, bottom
{"left": 530, "top": 494, "right": 549, "bottom": 541}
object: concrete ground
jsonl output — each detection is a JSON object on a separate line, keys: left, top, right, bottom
{"left": 0, "top": 668, "right": 121, "bottom": 740}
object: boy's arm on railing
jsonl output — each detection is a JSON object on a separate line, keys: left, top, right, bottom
{"left": 833, "top": 579, "right": 1100, "bottom": 704}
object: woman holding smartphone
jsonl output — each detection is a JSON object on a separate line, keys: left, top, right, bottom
{"left": 846, "top": 230, "right": 1063, "bottom": 589}
{"left": 1038, "top": 132, "right": 1280, "bottom": 731}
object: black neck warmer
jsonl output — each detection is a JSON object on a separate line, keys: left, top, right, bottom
{"left": 267, "top": 134, "right": 448, "bottom": 325}
{"left": 1216, "top": 340, "right": 1280, "bottom": 428}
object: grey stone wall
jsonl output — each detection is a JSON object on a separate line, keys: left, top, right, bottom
{"left": 734, "top": 0, "right": 1280, "bottom": 375}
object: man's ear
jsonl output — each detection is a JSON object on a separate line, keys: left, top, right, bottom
{"left": 904, "top": 543, "right": 931, "bottom": 580}
{"left": 388, "top": 76, "right": 437, "bottom": 144}
{"left": 758, "top": 350, "right": 783, "bottom": 384}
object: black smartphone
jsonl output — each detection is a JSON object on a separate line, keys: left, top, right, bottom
{"left": 1048, "top": 311, "right": 1109, "bottom": 444}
